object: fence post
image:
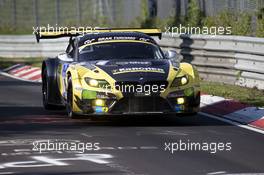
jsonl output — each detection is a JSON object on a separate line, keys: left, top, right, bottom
{"left": 33, "top": 0, "right": 39, "bottom": 28}
{"left": 76, "top": 0, "right": 81, "bottom": 26}
{"left": 55, "top": 0, "right": 60, "bottom": 25}
{"left": 12, "top": 0, "right": 17, "bottom": 30}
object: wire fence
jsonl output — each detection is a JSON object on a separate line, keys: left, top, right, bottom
{"left": 0, "top": 0, "right": 263, "bottom": 33}
{"left": 0, "top": 0, "right": 130, "bottom": 32}
{"left": 158, "top": 0, "right": 264, "bottom": 18}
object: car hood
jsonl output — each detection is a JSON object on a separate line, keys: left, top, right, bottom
{"left": 81, "top": 59, "right": 170, "bottom": 82}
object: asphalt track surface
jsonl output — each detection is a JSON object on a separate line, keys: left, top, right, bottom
{"left": 0, "top": 75, "right": 264, "bottom": 175}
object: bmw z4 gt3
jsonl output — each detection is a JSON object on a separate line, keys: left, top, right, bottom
{"left": 37, "top": 28, "right": 200, "bottom": 117}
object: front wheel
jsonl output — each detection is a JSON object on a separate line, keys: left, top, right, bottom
{"left": 66, "top": 77, "right": 78, "bottom": 118}
{"left": 42, "top": 68, "right": 61, "bottom": 110}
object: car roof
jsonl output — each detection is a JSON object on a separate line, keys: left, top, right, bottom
{"left": 77, "top": 32, "right": 158, "bottom": 46}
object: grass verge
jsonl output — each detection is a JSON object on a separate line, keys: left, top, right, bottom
{"left": 201, "top": 81, "right": 264, "bottom": 107}
{"left": 0, "top": 57, "right": 43, "bottom": 69}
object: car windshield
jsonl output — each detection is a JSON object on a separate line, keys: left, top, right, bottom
{"left": 78, "top": 42, "right": 164, "bottom": 61}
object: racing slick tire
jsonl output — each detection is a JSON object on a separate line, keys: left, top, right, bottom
{"left": 66, "top": 77, "right": 78, "bottom": 118}
{"left": 42, "top": 68, "right": 63, "bottom": 110}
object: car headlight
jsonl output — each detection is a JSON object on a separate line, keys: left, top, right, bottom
{"left": 171, "top": 75, "right": 189, "bottom": 87}
{"left": 89, "top": 79, "right": 99, "bottom": 87}
{"left": 85, "top": 78, "right": 110, "bottom": 88}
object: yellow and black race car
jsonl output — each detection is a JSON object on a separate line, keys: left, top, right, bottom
{"left": 36, "top": 28, "right": 200, "bottom": 118}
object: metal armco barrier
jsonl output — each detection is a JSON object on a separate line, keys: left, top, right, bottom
{"left": 159, "top": 34, "right": 264, "bottom": 90}
{"left": 0, "top": 35, "right": 67, "bottom": 58}
{"left": 0, "top": 34, "right": 263, "bottom": 89}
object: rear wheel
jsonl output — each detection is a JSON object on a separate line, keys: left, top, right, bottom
{"left": 66, "top": 77, "right": 78, "bottom": 118}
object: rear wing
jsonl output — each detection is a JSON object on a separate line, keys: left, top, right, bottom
{"left": 35, "top": 28, "right": 162, "bottom": 42}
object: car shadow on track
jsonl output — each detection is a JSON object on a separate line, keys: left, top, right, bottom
{"left": 0, "top": 80, "right": 41, "bottom": 86}
{"left": 0, "top": 106, "right": 65, "bottom": 118}
{"left": 10, "top": 170, "right": 121, "bottom": 175}
{"left": 0, "top": 106, "right": 229, "bottom": 136}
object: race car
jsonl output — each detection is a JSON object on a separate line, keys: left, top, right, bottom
{"left": 36, "top": 28, "right": 200, "bottom": 118}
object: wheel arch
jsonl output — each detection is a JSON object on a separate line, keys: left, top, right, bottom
{"left": 180, "top": 63, "right": 200, "bottom": 81}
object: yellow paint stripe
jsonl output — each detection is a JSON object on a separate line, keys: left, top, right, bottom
{"left": 39, "top": 29, "right": 161, "bottom": 37}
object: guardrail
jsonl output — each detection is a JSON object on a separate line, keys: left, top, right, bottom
{"left": 0, "top": 34, "right": 263, "bottom": 89}
{"left": 159, "top": 34, "right": 264, "bottom": 90}
{"left": 0, "top": 35, "right": 67, "bottom": 58}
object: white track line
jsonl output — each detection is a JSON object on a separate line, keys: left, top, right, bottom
{"left": 199, "top": 112, "right": 264, "bottom": 135}
{"left": 3, "top": 64, "right": 21, "bottom": 72}
{"left": 0, "top": 172, "right": 14, "bottom": 175}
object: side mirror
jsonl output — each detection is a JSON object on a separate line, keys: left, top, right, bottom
{"left": 164, "top": 50, "right": 183, "bottom": 69}
{"left": 58, "top": 53, "right": 73, "bottom": 62}
{"left": 164, "top": 50, "right": 183, "bottom": 62}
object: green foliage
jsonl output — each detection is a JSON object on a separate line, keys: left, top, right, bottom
{"left": 156, "top": 17, "right": 179, "bottom": 31}
{"left": 138, "top": 0, "right": 251, "bottom": 36}
{"left": 128, "top": 17, "right": 142, "bottom": 28}
{"left": 202, "top": 16, "right": 216, "bottom": 28}
{"left": 141, "top": 0, "right": 149, "bottom": 22}
{"left": 256, "top": 8, "right": 264, "bottom": 37}
{"left": 216, "top": 10, "right": 234, "bottom": 28}
{"left": 112, "top": 0, "right": 124, "bottom": 27}
{"left": 138, "top": 1, "right": 253, "bottom": 36}
{"left": 141, "top": 17, "right": 158, "bottom": 28}
{"left": 0, "top": 0, "right": 261, "bottom": 37}
{"left": 203, "top": 10, "right": 234, "bottom": 35}
{"left": 96, "top": 16, "right": 110, "bottom": 27}
{"left": 186, "top": 0, "right": 203, "bottom": 27}
{"left": 134, "top": 0, "right": 152, "bottom": 28}
{"left": 232, "top": 12, "right": 252, "bottom": 36}
{"left": 202, "top": 10, "right": 252, "bottom": 36}
{"left": 140, "top": 17, "right": 174, "bottom": 31}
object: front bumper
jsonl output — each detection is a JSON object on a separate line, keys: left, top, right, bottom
{"left": 73, "top": 89, "right": 200, "bottom": 115}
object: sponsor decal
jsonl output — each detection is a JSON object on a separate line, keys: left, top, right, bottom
{"left": 82, "top": 37, "right": 155, "bottom": 46}
{"left": 112, "top": 67, "right": 165, "bottom": 74}
{"left": 62, "top": 64, "right": 69, "bottom": 77}
{"left": 94, "top": 106, "right": 108, "bottom": 113}
{"left": 115, "top": 61, "right": 151, "bottom": 65}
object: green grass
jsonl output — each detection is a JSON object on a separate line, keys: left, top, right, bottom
{"left": 0, "top": 57, "right": 43, "bottom": 69}
{"left": 201, "top": 81, "right": 264, "bottom": 107}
